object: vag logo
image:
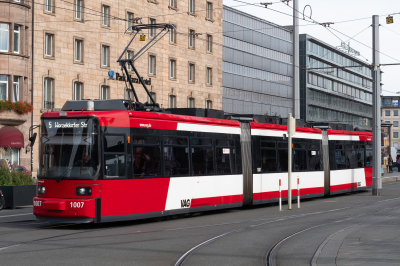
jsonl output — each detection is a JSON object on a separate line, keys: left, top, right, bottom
{"left": 181, "top": 199, "right": 191, "bottom": 208}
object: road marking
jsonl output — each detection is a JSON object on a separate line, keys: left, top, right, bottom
{"left": 0, "top": 213, "right": 33, "bottom": 218}
{"left": 0, "top": 244, "right": 20, "bottom": 251}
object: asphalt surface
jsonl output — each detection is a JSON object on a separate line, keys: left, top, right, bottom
{"left": 1, "top": 182, "right": 400, "bottom": 266}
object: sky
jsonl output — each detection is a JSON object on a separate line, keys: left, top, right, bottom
{"left": 223, "top": 0, "right": 400, "bottom": 96}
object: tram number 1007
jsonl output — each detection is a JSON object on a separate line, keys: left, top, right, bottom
{"left": 70, "top": 202, "right": 85, "bottom": 208}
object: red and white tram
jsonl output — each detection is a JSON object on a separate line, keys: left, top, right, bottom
{"left": 33, "top": 100, "right": 372, "bottom": 223}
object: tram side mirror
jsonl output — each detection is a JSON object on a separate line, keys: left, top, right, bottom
{"left": 29, "top": 133, "right": 37, "bottom": 147}
{"left": 283, "top": 134, "right": 287, "bottom": 140}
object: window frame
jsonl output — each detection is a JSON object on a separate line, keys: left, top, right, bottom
{"left": 206, "top": 99, "right": 212, "bottom": 109}
{"left": 169, "top": 59, "right": 176, "bottom": 79}
{"left": 149, "top": 18, "right": 156, "bottom": 38}
{"left": 206, "top": 67, "right": 212, "bottom": 85}
{"left": 101, "top": 44, "right": 109, "bottom": 67}
{"left": 14, "top": 25, "right": 20, "bottom": 54}
{"left": 163, "top": 135, "right": 190, "bottom": 177}
{"left": 0, "top": 75, "right": 8, "bottom": 101}
{"left": 102, "top": 5, "right": 110, "bottom": 27}
{"left": 74, "top": 38, "right": 83, "bottom": 62}
{"left": 206, "top": 2, "right": 212, "bottom": 20}
{"left": 0, "top": 23, "right": 9, "bottom": 52}
{"left": 45, "top": 0, "right": 53, "bottom": 13}
{"left": 101, "top": 85, "right": 109, "bottom": 100}
{"left": 206, "top": 34, "right": 212, "bottom": 52}
{"left": 103, "top": 133, "right": 127, "bottom": 179}
{"left": 170, "top": 25, "right": 176, "bottom": 44}
{"left": 188, "top": 63, "right": 195, "bottom": 82}
{"left": 73, "top": 81, "right": 83, "bottom": 100}
{"left": 188, "top": 97, "right": 195, "bottom": 108}
{"left": 188, "top": 29, "right": 195, "bottom": 48}
{"left": 126, "top": 50, "right": 133, "bottom": 70}
{"left": 45, "top": 33, "right": 54, "bottom": 57}
{"left": 131, "top": 135, "right": 162, "bottom": 178}
{"left": 169, "top": 94, "right": 176, "bottom": 108}
{"left": 13, "top": 76, "right": 19, "bottom": 102}
{"left": 127, "top": 12, "right": 133, "bottom": 31}
{"left": 75, "top": 0, "right": 83, "bottom": 20}
{"left": 149, "top": 54, "right": 156, "bottom": 75}
{"left": 43, "top": 77, "right": 53, "bottom": 109}
{"left": 189, "top": 0, "right": 195, "bottom": 13}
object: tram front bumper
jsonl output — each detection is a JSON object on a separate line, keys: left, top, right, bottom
{"left": 33, "top": 197, "right": 96, "bottom": 219}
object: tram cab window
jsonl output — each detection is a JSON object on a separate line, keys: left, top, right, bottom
{"left": 132, "top": 136, "right": 161, "bottom": 178}
{"left": 164, "top": 137, "right": 189, "bottom": 176}
{"left": 216, "top": 139, "right": 235, "bottom": 174}
{"left": 103, "top": 134, "right": 126, "bottom": 178}
{"left": 191, "top": 138, "right": 214, "bottom": 175}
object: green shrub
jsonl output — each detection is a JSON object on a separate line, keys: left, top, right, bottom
{"left": 0, "top": 168, "right": 36, "bottom": 186}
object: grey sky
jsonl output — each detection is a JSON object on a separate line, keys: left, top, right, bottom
{"left": 224, "top": 0, "right": 400, "bottom": 96}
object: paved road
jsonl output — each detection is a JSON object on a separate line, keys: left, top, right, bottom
{"left": 1, "top": 182, "right": 400, "bottom": 266}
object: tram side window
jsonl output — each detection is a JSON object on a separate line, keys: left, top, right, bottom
{"left": 293, "top": 142, "right": 307, "bottom": 171}
{"left": 132, "top": 136, "right": 161, "bottom": 178}
{"left": 345, "top": 144, "right": 357, "bottom": 168}
{"left": 366, "top": 144, "right": 373, "bottom": 166}
{"left": 104, "top": 135, "right": 126, "bottom": 177}
{"left": 216, "top": 139, "right": 236, "bottom": 174}
{"left": 192, "top": 138, "right": 214, "bottom": 175}
{"left": 308, "top": 141, "right": 322, "bottom": 171}
{"left": 334, "top": 143, "right": 346, "bottom": 170}
{"left": 278, "top": 150, "right": 288, "bottom": 172}
{"left": 164, "top": 137, "right": 189, "bottom": 176}
{"left": 356, "top": 145, "right": 365, "bottom": 168}
{"left": 261, "top": 141, "right": 277, "bottom": 172}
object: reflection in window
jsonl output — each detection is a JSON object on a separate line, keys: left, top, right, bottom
{"left": 293, "top": 149, "right": 307, "bottom": 171}
{"left": 216, "top": 146, "right": 235, "bottom": 174}
{"left": 104, "top": 135, "right": 124, "bottom": 153}
{"left": 164, "top": 146, "right": 189, "bottom": 176}
{"left": 192, "top": 147, "right": 213, "bottom": 175}
{"left": 133, "top": 146, "right": 161, "bottom": 177}
{"left": 278, "top": 149, "right": 288, "bottom": 172}
{"left": 261, "top": 149, "right": 277, "bottom": 172}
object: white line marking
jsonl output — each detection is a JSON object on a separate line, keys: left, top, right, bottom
{"left": 0, "top": 213, "right": 33, "bottom": 218}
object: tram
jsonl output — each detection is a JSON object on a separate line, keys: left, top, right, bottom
{"left": 33, "top": 99, "right": 372, "bottom": 223}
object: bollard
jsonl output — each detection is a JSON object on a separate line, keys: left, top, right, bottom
{"left": 279, "top": 179, "right": 282, "bottom": 211}
{"left": 297, "top": 178, "right": 300, "bottom": 208}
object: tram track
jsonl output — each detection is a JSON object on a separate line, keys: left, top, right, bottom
{"left": 173, "top": 196, "right": 400, "bottom": 266}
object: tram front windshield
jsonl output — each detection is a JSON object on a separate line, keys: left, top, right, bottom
{"left": 39, "top": 118, "right": 99, "bottom": 179}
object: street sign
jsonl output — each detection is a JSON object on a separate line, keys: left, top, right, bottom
{"left": 387, "top": 16, "right": 393, "bottom": 24}
{"left": 140, "top": 34, "right": 146, "bottom": 41}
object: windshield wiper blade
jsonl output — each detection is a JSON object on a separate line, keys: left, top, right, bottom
{"left": 56, "top": 160, "right": 81, "bottom": 182}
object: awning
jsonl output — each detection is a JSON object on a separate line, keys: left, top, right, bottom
{"left": 0, "top": 126, "right": 24, "bottom": 148}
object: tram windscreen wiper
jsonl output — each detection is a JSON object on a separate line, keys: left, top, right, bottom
{"left": 56, "top": 160, "right": 82, "bottom": 182}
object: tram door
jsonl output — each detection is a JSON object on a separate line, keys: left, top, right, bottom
{"left": 240, "top": 122, "right": 253, "bottom": 206}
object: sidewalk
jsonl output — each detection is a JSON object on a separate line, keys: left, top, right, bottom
{"left": 381, "top": 168, "right": 400, "bottom": 182}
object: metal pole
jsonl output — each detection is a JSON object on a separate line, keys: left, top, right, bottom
{"left": 279, "top": 179, "right": 282, "bottom": 211}
{"left": 372, "top": 15, "right": 382, "bottom": 196}
{"left": 297, "top": 177, "right": 300, "bottom": 208}
{"left": 288, "top": 114, "right": 292, "bottom": 210}
{"left": 292, "top": 0, "right": 300, "bottom": 119}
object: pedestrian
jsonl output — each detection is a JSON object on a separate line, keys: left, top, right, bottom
{"left": 388, "top": 155, "right": 393, "bottom": 173}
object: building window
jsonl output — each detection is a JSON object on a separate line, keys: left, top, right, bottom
{"left": 385, "top": 110, "right": 391, "bottom": 117}
{"left": 148, "top": 92, "right": 156, "bottom": 104}
{"left": 74, "top": 82, "right": 82, "bottom": 100}
{"left": 189, "top": 63, "right": 195, "bottom": 82}
{"left": 189, "top": 0, "right": 195, "bottom": 13}
{"left": 0, "top": 23, "right": 9, "bottom": 52}
{"left": 394, "top": 142, "right": 399, "bottom": 149}
{"left": 170, "top": 59, "right": 176, "bottom": 79}
{"left": 206, "top": 67, "right": 212, "bottom": 85}
{"left": 127, "top": 50, "right": 133, "bottom": 70}
{"left": 45, "top": 0, "right": 53, "bottom": 13}
{"left": 170, "top": 0, "right": 176, "bottom": 8}
{"left": 206, "top": 100, "right": 212, "bottom": 109}
{"left": 13, "top": 76, "right": 19, "bottom": 102}
{"left": 169, "top": 95, "right": 176, "bottom": 108}
{"left": 75, "top": 0, "right": 83, "bottom": 20}
{"left": 127, "top": 12, "right": 133, "bottom": 31}
{"left": 170, "top": 25, "right": 176, "bottom": 44}
{"left": 394, "top": 121, "right": 399, "bottom": 127}
{"left": 101, "top": 85, "right": 109, "bottom": 100}
{"left": 206, "top": 34, "right": 212, "bottom": 52}
{"left": 394, "top": 110, "right": 399, "bottom": 116}
{"left": 14, "top": 25, "right": 20, "bottom": 54}
{"left": 188, "top": 97, "right": 195, "bottom": 108}
{"left": 0, "top": 148, "right": 19, "bottom": 166}
{"left": 394, "top": 132, "right": 399, "bottom": 139}
{"left": 101, "top": 45, "right": 109, "bottom": 67}
{"left": 189, "top": 30, "right": 195, "bottom": 48}
{"left": 102, "top": 5, "right": 110, "bottom": 27}
{"left": 0, "top": 75, "right": 8, "bottom": 100}
{"left": 44, "top": 77, "right": 53, "bottom": 109}
{"left": 149, "top": 55, "right": 156, "bottom": 75}
{"left": 45, "top": 33, "right": 53, "bottom": 57}
{"left": 206, "top": 2, "right": 212, "bottom": 19}
{"left": 75, "top": 39, "right": 82, "bottom": 62}
{"left": 149, "top": 19, "right": 156, "bottom": 38}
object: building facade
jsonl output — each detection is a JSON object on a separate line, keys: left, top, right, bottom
{"left": 31, "top": 0, "right": 223, "bottom": 176}
{"left": 382, "top": 96, "right": 399, "bottom": 149}
{"left": 0, "top": 0, "right": 32, "bottom": 169}
{"left": 300, "top": 34, "right": 373, "bottom": 130}
{"left": 222, "top": 6, "right": 293, "bottom": 116}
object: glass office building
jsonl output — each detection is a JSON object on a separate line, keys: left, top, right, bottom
{"left": 222, "top": 6, "right": 293, "bottom": 116}
{"left": 300, "top": 34, "right": 373, "bottom": 130}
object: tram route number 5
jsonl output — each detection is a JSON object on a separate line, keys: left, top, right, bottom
{"left": 70, "top": 202, "right": 85, "bottom": 208}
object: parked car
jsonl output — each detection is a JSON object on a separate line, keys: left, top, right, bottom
{"left": 10, "top": 165, "right": 32, "bottom": 177}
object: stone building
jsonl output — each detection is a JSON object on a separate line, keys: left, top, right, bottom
{"left": 0, "top": 0, "right": 32, "bottom": 169}
{"left": 30, "top": 0, "right": 223, "bottom": 176}
{"left": 222, "top": 6, "right": 293, "bottom": 116}
{"left": 382, "top": 95, "right": 400, "bottom": 150}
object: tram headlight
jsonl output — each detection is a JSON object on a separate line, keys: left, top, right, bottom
{"left": 37, "top": 185, "right": 45, "bottom": 195}
{"left": 76, "top": 187, "right": 92, "bottom": 196}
